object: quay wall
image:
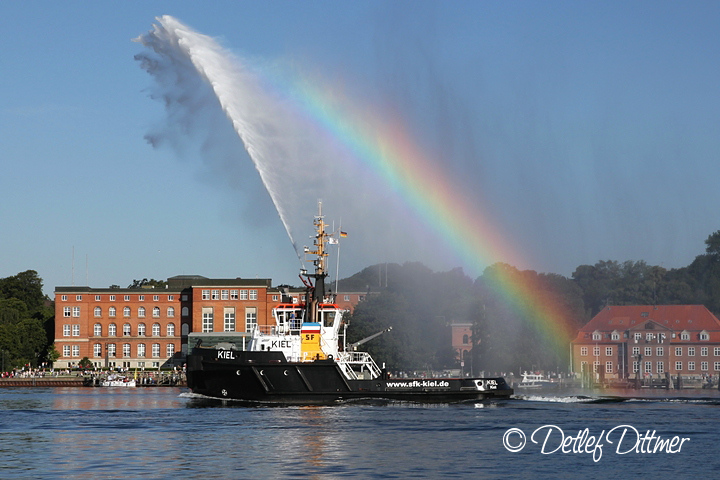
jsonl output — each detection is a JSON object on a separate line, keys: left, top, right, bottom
{"left": 0, "top": 377, "right": 86, "bottom": 387}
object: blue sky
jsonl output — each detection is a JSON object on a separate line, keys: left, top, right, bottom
{"left": 1, "top": 2, "right": 719, "bottom": 295}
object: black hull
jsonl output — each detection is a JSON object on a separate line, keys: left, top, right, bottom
{"left": 187, "top": 350, "right": 513, "bottom": 404}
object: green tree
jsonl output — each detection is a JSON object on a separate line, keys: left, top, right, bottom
{"left": 0, "top": 271, "right": 54, "bottom": 369}
{"left": 46, "top": 344, "right": 61, "bottom": 364}
{"left": 0, "top": 270, "right": 45, "bottom": 314}
{"left": 705, "top": 230, "right": 720, "bottom": 257}
{"left": 128, "top": 278, "right": 167, "bottom": 289}
{"left": 78, "top": 357, "right": 93, "bottom": 369}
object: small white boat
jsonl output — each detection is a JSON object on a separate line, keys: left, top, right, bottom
{"left": 517, "top": 372, "right": 556, "bottom": 389}
{"left": 101, "top": 375, "right": 136, "bottom": 387}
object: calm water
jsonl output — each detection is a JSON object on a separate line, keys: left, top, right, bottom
{"left": 1, "top": 387, "right": 718, "bottom": 479}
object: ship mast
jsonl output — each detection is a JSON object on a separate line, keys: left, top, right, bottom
{"left": 303, "top": 201, "right": 329, "bottom": 323}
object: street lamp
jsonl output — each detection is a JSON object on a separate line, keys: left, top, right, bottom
{"left": 634, "top": 353, "right": 643, "bottom": 389}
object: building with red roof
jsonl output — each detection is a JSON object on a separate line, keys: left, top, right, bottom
{"left": 571, "top": 305, "right": 720, "bottom": 383}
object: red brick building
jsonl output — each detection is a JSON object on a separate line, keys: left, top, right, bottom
{"left": 571, "top": 305, "right": 720, "bottom": 382}
{"left": 54, "top": 275, "right": 367, "bottom": 369}
{"left": 451, "top": 323, "right": 473, "bottom": 365}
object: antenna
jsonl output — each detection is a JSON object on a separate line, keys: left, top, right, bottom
{"left": 72, "top": 246, "right": 75, "bottom": 286}
{"left": 335, "top": 235, "right": 341, "bottom": 296}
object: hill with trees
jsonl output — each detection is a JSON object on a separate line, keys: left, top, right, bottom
{"left": 341, "top": 231, "right": 720, "bottom": 375}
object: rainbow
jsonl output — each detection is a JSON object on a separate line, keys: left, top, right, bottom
{"left": 283, "top": 76, "right": 574, "bottom": 353}
{"left": 138, "top": 15, "right": 573, "bottom": 356}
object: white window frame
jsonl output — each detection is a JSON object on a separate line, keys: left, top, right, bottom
{"left": 202, "top": 310, "right": 213, "bottom": 332}
{"left": 245, "top": 307, "right": 257, "bottom": 332}
{"left": 224, "top": 309, "right": 235, "bottom": 332}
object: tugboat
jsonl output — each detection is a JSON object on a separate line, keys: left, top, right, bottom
{"left": 186, "top": 203, "right": 513, "bottom": 404}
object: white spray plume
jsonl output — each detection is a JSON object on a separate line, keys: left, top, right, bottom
{"left": 134, "top": 16, "right": 461, "bottom": 278}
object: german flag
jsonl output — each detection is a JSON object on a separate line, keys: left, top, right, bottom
{"left": 340, "top": 231, "right": 347, "bottom": 237}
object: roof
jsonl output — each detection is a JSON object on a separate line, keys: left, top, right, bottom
{"left": 573, "top": 305, "right": 720, "bottom": 343}
{"left": 166, "top": 276, "right": 271, "bottom": 288}
{"left": 55, "top": 285, "right": 184, "bottom": 293}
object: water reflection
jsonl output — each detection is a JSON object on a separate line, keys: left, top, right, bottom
{"left": 50, "top": 387, "right": 186, "bottom": 410}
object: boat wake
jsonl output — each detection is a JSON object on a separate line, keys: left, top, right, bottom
{"left": 514, "top": 394, "right": 608, "bottom": 404}
{"left": 514, "top": 393, "right": 720, "bottom": 405}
